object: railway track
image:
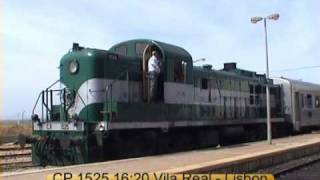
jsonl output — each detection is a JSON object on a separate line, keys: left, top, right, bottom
{"left": 276, "top": 159, "right": 320, "bottom": 180}
{"left": 0, "top": 143, "right": 33, "bottom": 171}
{"left": 258, "top": 152, "right": 320, "bottom": 178}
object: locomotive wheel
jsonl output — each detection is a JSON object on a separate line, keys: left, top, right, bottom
{"left": 128, "top": 134, "right": 142, "bottom": 157}
{"left": 143, "top": 131, "right": 157, "bottom": 156}
{"left": 245, "top": 127, "right": 257, "bottom": 142}
{"left": 156, "top": 132, "right": 169, "bottom": 153}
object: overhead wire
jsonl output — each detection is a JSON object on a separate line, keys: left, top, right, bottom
{"left": 270, "top": 65, "right": 320, "bottom": 72}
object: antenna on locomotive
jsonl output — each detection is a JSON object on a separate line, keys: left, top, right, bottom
{"left": 193, "top": 58, "right": 206, "bottom": 63}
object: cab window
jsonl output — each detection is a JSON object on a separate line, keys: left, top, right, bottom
{"left": 135, "top": 43, "right": 148, "bottom": 57}
{"left": 115, "top": 45, "right": 127, "bottom": 56}
{"left": 174, "top": 60, "right": 186, "bottom": 83}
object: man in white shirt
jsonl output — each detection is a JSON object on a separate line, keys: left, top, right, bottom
{"left": 148, "top": 50, "right": 161, "bottom": 101}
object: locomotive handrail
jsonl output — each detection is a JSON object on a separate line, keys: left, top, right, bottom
{"left": 104, "top": 68, "right": 130, "bottom": 121}
{"left": 32, "top": 79, "right": 60, "bottom": 121}
{"left": 106, "top": 69, "right": 130, "bottom": 89}
{"left": 46, "top": 79, "right": 60, "bottom": 90}
{"left": 32, "top": 92, "right": 42, "bottom": 115}
{"left": 76, "top": 91, "right": 86, "bottom": 107}
{"left": 33, "top": 80, "right": 60, "bottom": 113}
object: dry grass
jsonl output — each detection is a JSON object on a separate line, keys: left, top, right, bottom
{"left": 0, "top": 120, "right": 32, "bottom": 143}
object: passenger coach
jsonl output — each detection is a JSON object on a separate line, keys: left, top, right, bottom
{"left": 273, "top": 77, "right": 320, "bottom": 131}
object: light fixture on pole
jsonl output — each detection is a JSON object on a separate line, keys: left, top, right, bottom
{"left": 251, "top": 13, "right": 279, "bottom": 145}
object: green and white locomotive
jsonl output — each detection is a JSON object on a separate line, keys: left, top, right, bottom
{"left": 29, "top": 39, "right": 288, "bottom": 166}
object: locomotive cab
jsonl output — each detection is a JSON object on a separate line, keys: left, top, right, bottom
{"left": 109, "top": 39, "right": 194, "bottom": 104}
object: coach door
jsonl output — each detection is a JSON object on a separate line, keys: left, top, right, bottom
{"left": 294, "top": 92, "right": 301, "bottom": 126}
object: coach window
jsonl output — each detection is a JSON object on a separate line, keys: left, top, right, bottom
{"left": 115, "top": 45, "right": 127, "bottom": 56}
{"left": 301, "top": 94, "right": 305, "bottom": 108}
{"left": 315, "top": 96, "right": 320, "bottom": 108}
{"left": 307, "top": 94, "right": 313, "bottom": 108}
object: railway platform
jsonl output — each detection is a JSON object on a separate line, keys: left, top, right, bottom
{"left": 2, "top": 133, "right": 320, "bottom": 180}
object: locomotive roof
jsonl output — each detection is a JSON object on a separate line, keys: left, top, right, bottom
{"left": 193, "top": 63, "right": 269, "bottom": 83}
{"left": 109, "top": 39, "right": 192, "bottom": 60}
{"left": 273, "top": 77, "right": 320, "bottom": 91}
{"left": 193, "top": 66, "right": 267, "bottom": 82}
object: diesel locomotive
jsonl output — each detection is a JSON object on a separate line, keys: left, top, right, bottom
{"left": 25, "top": 39, "right": 320, "bottom": 166}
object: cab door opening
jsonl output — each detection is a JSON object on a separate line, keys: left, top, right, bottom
{"left": 142, "top": 44, "right": 164, "bottom": 102}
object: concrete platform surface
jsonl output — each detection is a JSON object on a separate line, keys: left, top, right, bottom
{"left": 2, "top": 133, "right": 320, "bottom": 180}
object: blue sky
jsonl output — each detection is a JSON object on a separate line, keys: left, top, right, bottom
{"left": 2, "top": 0, "right": 320, "bottom": 119}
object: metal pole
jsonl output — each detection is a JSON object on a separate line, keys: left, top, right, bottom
{"left": 264, "top": 18, "right": 272, "bottom": 144}
{"left": 50, "top": 90, "right": 53, "bottom": 121}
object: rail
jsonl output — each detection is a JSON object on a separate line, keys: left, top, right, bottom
{"left": 0, "top": 144, "right": 32, "bottom": 171}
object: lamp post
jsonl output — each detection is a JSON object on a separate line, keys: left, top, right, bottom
{"left": 251, "top": 13, "right": 279, "bottom": 145}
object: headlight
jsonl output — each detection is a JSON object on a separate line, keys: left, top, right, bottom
{"left": 96, "top": 122, "right": 106, "bottom": 132}
{"left": 69, "top": 60, "right": 79, "bottom": 74}
{"left": 98, "top": 124, "right": 105, "bottom": 131}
